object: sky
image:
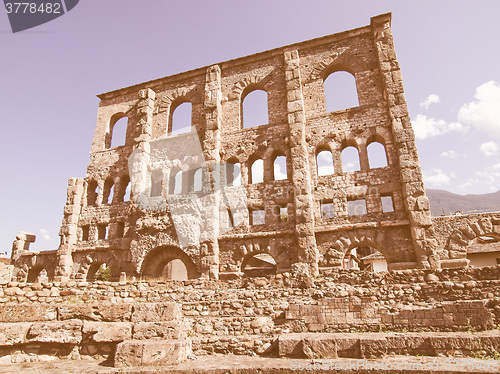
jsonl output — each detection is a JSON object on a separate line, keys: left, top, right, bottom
{"left": 0, "top": 0, "right": 499, "bottom": 255}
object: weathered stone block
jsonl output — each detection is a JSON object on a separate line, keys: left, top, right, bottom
{"left": 114, "top": 339, "right": 191, "bottom": 368}
{"left": 277, "top": 334, "right": 304, "bottom": 357}
{"left": 58, "top": 303, "right": 132, "bottom": 322}
{"left": 83, "top": 322, "right": 132, "bottom": 342}
{"left": 335, "top": 335, "right": 360, "bottom": 358}
{"left": 97, "top": 303, "right": 133, "bottom": 322}
{"left": 359, "top": 336, "right": 387, "bottom": 358}
{"left": 132, "top": 321, "right": 187, "bottom": 340}
{"left": 27, "top": 321, "right": 82, "bottom": 344}
{"left": 301, "top": 335, "right": 338, "bottom": 359}
{"left": 0, "top": 323, "right": 30, "bottom": 346}
{"left": 131, "top": 303, "right": 181, "bottom": 322}
{"left": 58, "top": 304, "right": 96, "bottom": 321}
{"left": 385, "top": 334, "right": 429, "bottom": 351}
{"left": 0, "top": 304, "right": 57, "bottom": 323}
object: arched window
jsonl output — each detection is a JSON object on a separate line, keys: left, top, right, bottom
{"left": 273, "top": 155, "right": 287, "bottom": 181}
{"left": 150, "top": 169, "right": 163, "bottom": 197}
{"left": 226, "top": 162, "right": 241, "bottom": 187}
{"left": 341, "top": 146, "right": 361, "bottom": 172}
{"left": 169, "top": 170, "right": 182, "bottom": 194}
{"left": 102, "top": 178, "right": 114, "bottom": 204}
{"left": 324, "top": 71, "right": 359, "bottom": 112}
{"left": 193, "top": 168, "right": 203, "bottom": 192}
{"left": 108, "top": 115, "right": 128, "bottom": 148}
{"left": 316, "top": 149, "right": 335, "bottom": 176}
{"left": 250, "top": 159, "right": 264, "bottom": 184}
{"left": 170, "top": 101, "right": 192, "bottom": 135}
{"left": 242, "top": 89, "right": 268, "bottom": 129}
{"left": 367, "top": 141, "right": 388, "bottom": 169}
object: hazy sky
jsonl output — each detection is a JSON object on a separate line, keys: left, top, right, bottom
{"left": 1, "top": 0, "right": 499, "bottom": 254}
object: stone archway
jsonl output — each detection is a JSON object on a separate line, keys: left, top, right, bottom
{"left": 233, "top": 241, "right": 290, "bottom": 275}
{"left": 442, "top": 215, "right": 500, "bottom": 268}
{"left": 27, "top": 266, "right": 48, "bottom": 283}
{"left": 16, "top": 253, "right": 57, "bottom": 283}
{"left": 241, "top": 252, "right": 277, "bottom": 277}
{"left": 140, "top": 246, "right": 198, "bottom": 280}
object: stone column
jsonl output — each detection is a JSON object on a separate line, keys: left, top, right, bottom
{"left": 54, "top": 177, "right": 84, "bottom": 282}
{"left": 284, "top": 50, "right": 319, "bottom": 277}
{"left": 371, "top": 14, "right": 440, "bottom": 270}
{"left": 130, "top": 89, "right": 155, "bottom": 200}
{"left": 11, "top": 232, "right": 36, "bottom": 261}
{"left": 201, "top": 65, "right": 223, "bottom": 279}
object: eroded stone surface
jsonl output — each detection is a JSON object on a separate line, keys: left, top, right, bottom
{"left": 83, "top": 322, "right": 132, "bottom": 342}
{"left": 131, "top": 303, "right": 181, "bottom": 322}
{"left": 114, "top": 339, "right": 192, "bottom": 368}
{"left": 0, "top": 323, "right": 30, "bottom": 346}
{"left": 27, "top": 321, "right": 83, "bottom": 344}
{"left": 0, "top": 304, "right": 56, "bottom": 323}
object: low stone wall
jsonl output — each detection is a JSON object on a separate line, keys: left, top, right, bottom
{"left": 0, "top": 266, "right": 498, "bottom": 361}
{"left": 0, "top": 302, "right": 191, "bottom": 366}
{"left": 286, "top": 298, "right": 495, "bottom": 333}
{"left": 277, "top": 331, "right": 500, "bottom": 359}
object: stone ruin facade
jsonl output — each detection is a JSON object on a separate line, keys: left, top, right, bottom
{"left": 8, "top": 13, "right": 493, "bottom": 284}
{"left": 3, "top": 13, "right": 500, "bottom": 370}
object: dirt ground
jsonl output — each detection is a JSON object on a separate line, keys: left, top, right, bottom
{"left": 0, "top": 354, "right": 498, "bottom": 374}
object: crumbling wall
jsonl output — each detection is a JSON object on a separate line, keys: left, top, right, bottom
{"left": 0, "top": 266, "right": 499, "bottom": 358}
{"left": 11, "top": 13, "right": 493, "bottom": 282}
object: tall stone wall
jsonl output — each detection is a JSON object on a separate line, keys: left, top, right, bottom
{"left": 11, "top": 13, "right": 487, "bottom": 282}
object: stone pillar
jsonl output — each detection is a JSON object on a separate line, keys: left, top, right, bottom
{"left": 284, "top": 50, "right": 319, "bottom": 277}
{"left": 54, "top": 177, "right": 84, "bottom": 282}
{"left": 371, "top": 14, "right": 440, "bottom": 270}
{"left": 130, "top": 89, "right": 155, "bottom": 200}
{"left": 359, "top": 146, "right": 370, "bottom": 171}
{"left": 11, "top": 232, "right": 36, "bottom": 261}
{"left": 201, "top": 65, "right": 223, "bottom": 279}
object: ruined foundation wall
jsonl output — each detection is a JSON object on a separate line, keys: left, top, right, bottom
{"left": 0, "top": 267, "right": 499, "bottom": 357}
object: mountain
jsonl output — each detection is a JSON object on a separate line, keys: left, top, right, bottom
{"left": 426, "top": 189, "right": 500, "bottom": 216}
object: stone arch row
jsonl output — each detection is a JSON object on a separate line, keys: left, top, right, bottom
{"left": 104, "top": 54, "right": 365, "bottom": 150}
{"left": 149, "top": 153, "right": 206, "bottom": 196}
{"left": 86, "top": 175, "right": 131, "bottom": 207}
{"left": 444, "top": 216, "right": 500, "bottom": 260}
{"left": 318, "top": 229, "right": 394, "bottom": 271}
{"left": 13, "top": 254, "right": 58, "bottom": 283}
{"left": 314, "top": 129, "right": 392, "bottom": 175}
{"left": 73, "top": 252, "right": 124, "bottom": 281}
{"left": 223, "top": 141, "right": 291, "bottom": 186}
{"left": 230, "top": 240, "right": 291, "bottom": 275}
